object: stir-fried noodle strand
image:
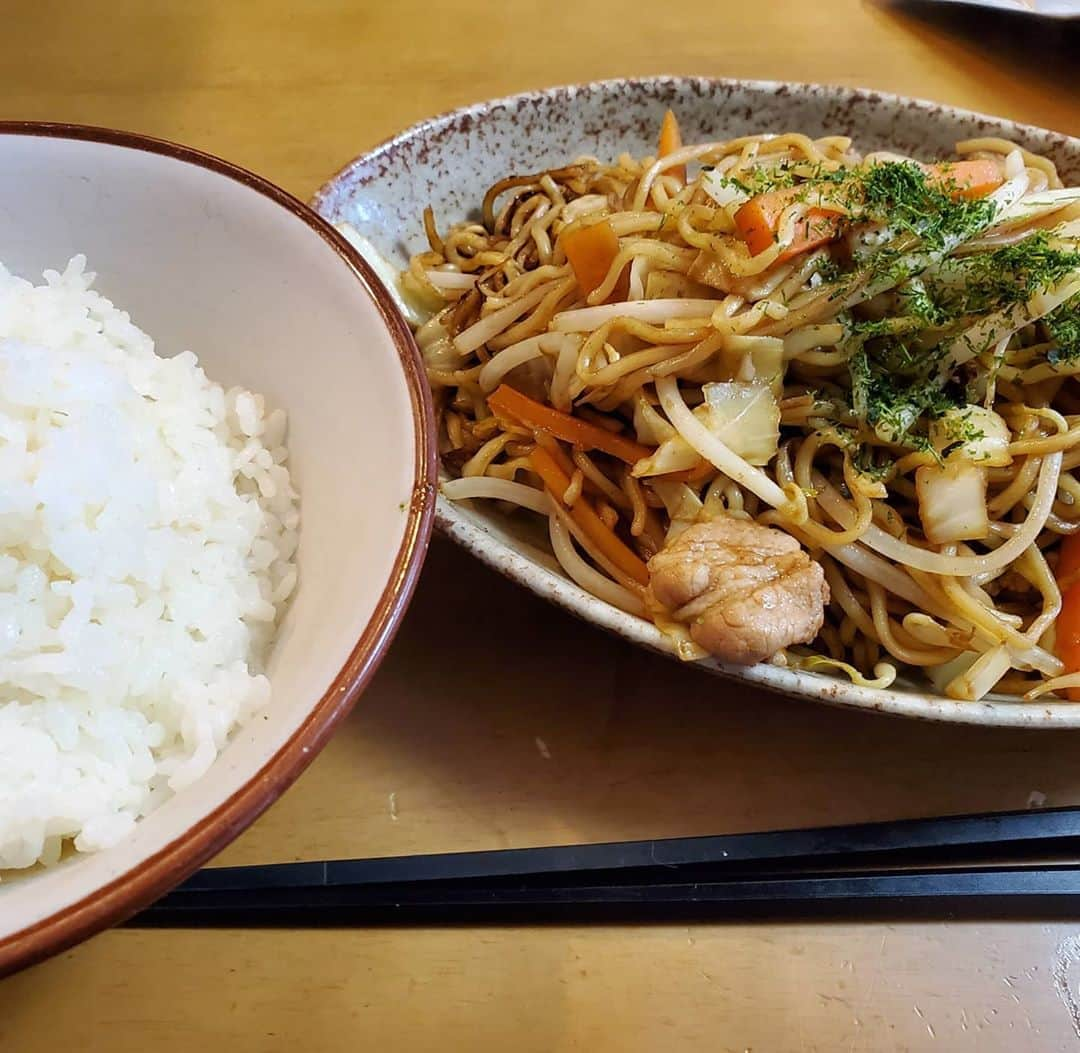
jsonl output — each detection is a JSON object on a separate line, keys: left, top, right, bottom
{"left": 385, "top": 116, "right": 1080, "bottom": 702}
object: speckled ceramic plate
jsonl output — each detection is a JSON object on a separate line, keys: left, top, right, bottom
{"left": 314, "top": 77, "right": 1080, "bottom": 728}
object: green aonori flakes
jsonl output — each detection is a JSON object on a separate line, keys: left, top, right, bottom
{"left": 848, "top": 343, "right": 959, "bottom": 447}
{"left": 943, "top": 233, "right": 1080, "bottom": 317}
{"left": 1046, "top": 292, "right": 1080, "bottom": 365}
{"left": 857, "top": 161, "right": 997, "bottom": 252}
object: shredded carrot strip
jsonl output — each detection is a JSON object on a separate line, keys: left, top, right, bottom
{"left": 530, "top": 446, "right": 650, "bottom": 586}
{"left": 1057, "top": 533, "right": 1080, "bottom": 589}
{"left": 658, "top": 109, "right": 686, "bottom": 184}
{"left": 534, "top": 430, "right": 577, "bottom": 478}
{"left": 562, "top": 219, "right": 628, "bottom": 301}
{"left": 734, "top": 188, "right": 845, "bottom": 262}
{"left": 488, "top": 384, "right": 652, "bottom": 465}
{"left": 734, "top": 159, "right": 1004, "bottom": 261}
{"left": 925, "top": 159, "right": 1003, "bottom": 200}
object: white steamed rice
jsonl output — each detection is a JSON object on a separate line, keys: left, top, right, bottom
{"left": 0, "top": 256, "right": 299, "bottom": 869}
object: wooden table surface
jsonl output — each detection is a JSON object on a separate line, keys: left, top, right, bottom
{"left": 2, "top": 1, "right": 1080, "bottom": 1049}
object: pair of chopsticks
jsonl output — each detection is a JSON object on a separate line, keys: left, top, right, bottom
{"left": 129, "top": 807, "right": 1080, "bottom": 926}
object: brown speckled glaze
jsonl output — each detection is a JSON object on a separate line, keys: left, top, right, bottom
{"left": 315, "top": 78, "right": 1080, "bottom": 728}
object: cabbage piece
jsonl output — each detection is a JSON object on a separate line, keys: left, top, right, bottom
{"left": 650, "top": 479, "right": 704, "bottom": 543}
{"left": 701, "top": 382, "right": 780, "bottom": 465}
{"left": 632, "top": 431, "right": 700, "bottom": 476}
{"left": 643, "top": 270, "right": 717, "bottom": 301}
{"left": 633, "top": 382, "right": 780, "bottom": 476}
{"left": 926, "top": 650, "right": 980, "bottom": 695}
{"left": 334, "top": 222, "right": 428, "bottom": 327}
{"left": 915, "top": 460, "right": 989, "bottom": 544}
{"left": 944, "top": 645, "right": 1012, "bottom": 701}
{"left": 929, "top": 404, "right": 1012, "bottom": 466}
{"left": 981, "top": 189, "right": 1080, "bottom": 237}
{"left": 701, "top": 170, "right": 752, "bottom": 210}
{"left": 687, "top": 250, "right": 736, "bottom": 293}
{"left": 724, "top": 335, "right": 785, "bottom": 395}
{"left": 413, "top": 314, "right": 463, "bottom": 371}
{"left": 633, "top": 395, "right": 677, "bottom": 446}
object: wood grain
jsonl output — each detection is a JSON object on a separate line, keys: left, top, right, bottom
{"left": 2, "top": 0, "right": 1080, "bottom": 1048}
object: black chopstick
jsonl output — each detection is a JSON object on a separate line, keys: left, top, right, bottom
{"left": 171, "top": 805, "right": 1080, "bottom": 893}
{"left": 129, "top": 865, "right": 1080, "bottom": 926}
{"left": 127, "top": 806, "right": 1080, "bottom": 927}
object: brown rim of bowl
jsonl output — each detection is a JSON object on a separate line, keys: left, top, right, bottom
{"left": 0, "top": 121, "right": 438, "bottom": 977}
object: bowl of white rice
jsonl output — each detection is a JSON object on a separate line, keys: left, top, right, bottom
{"left": 0, "top": 123, "right": 436, "bottom": 974}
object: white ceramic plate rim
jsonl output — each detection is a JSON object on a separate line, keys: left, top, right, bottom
{"left": 316, "top": 76, "right": 1080, "bottom": 728}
